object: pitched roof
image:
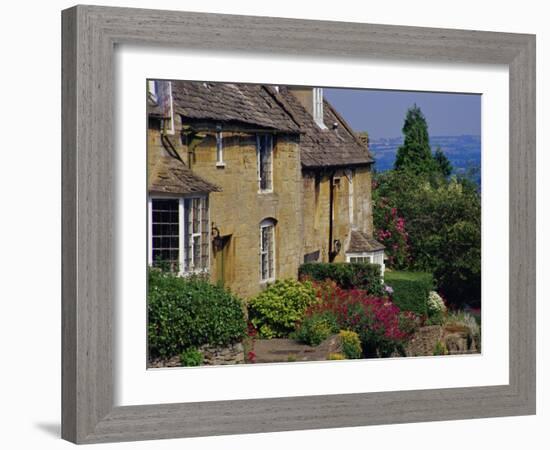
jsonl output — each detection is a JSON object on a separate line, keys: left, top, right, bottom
{"left": 347, "top": 231, "right": 385, "bottom": 253}
{"left": 149, "top": 155, "right": 221, "bottom": 195}
{"left": 147, "top": 93, "right": 170, "bottom": 119}
{"left": 171, "top": 81, "right": 300, "bottom": 133}
{"left": 275, "top": 87, "right": 374, "bottom": 169}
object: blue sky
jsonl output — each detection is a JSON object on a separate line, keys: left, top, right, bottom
{"left": 324, "top": 88, "right": 481, "bottom": 139}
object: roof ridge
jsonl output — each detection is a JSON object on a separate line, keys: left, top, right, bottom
{"left": 323, "top": 100, "right": 374, "bottom": 160}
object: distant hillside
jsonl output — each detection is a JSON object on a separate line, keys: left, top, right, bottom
{"left": 368, "top": 134, "right": 481, "bottom": 186}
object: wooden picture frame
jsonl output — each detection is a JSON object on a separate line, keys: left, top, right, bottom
{"left": 61, "top": 5, "right": 536, "bottom": 444}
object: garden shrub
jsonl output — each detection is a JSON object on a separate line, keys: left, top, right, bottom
{"left": 339, "top": 330, "right": 362, "bottom": 359}
{"left": 398, "top": 311, "right": 422, "bottom": 335}
{"left": 307, "top": 281, "right": 412, "bottom": 357}
{"left": 445, "top": 311, "right": 481, "bottom": 350}
{"left": 179, "top": 347, "right": 203, "bottom": 367}
{"left": 327, "top": 353, "right": 346, "bottom": 360}
{"left": 372, "top": 170, "right": 481, "bottom": 307}
{"left": 433, "top": 340, "right": 448, "bottom": 356}
{"left": 299, "top": 262, "right": 383, "bottom": 296}
{"left": 293, "top": 311, "right": 339, "bottom": 346}
{"left": 426, "top": 290, "right": 447, "bottom": 324}
{"left": 384, "top": 271, "right": 433, "bottom": 316}
{"left": 148, "top": 269, "right": 247, "bottom": 359}
{"left": 247, "top": 279, "right": 317, "bottom": 339}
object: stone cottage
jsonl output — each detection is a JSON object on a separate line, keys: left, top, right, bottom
{"left": 147, "top": 80, "right": 384, "bottom": 298}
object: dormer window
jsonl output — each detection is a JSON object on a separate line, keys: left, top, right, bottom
{"left": 313, "top": 88, "right": 327, "bottom": 129}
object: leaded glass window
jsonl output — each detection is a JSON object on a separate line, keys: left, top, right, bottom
{"left": 184, "top": 197, "right": 209, "bottom": 272}
{"left": 260, "top": 219, "right": 275, "bottom": 282}
{"left": 257, "top": 134, "right": 273, "bottom": 192}
{"left": 151, "top": 198, "right": 180, "bottom": 270}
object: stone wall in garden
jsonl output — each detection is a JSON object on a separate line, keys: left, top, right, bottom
{"left": 199, "top": 342, "right": 245, "bottom": 365}
{"left": 405, "top": 324, "right": 479, "bottom": 357}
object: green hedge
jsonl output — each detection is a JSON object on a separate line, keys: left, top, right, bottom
{"left": 384, "top": 271, "right": 434, "bottom": 316}
{"left": 148, "top": 269, "right": 247, "bottom": 359}
{"left": 298, "top": 262, "right": 383, "bottom": 296}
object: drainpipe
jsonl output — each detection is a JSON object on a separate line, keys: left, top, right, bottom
{"left": 328, "top": 171, "right": 335, "bottom": 262}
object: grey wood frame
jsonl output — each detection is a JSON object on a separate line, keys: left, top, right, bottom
{"left": 61, "top": 4, "right": 536, "bottom": 444}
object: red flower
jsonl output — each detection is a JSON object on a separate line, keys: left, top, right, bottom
{"left": 247, "top": 351, "right": 256, "bottom": 363}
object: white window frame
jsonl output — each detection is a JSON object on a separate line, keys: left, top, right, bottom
{"left": 346, "top": 253, "right": 373, "bottom": 264}
{"left": 147, "top": 196, "right": 185, "bottom": 272}
{"left": 346, "top": 250, "right": 385, "bottom": 276}
{"left": 312, "top": 87, "right": 327, "bottom": 129}
{"left": 184, "top": 196, "right": 210, "bottom": 274}
{"left": 147, "top": 195, "right": 210, "bottom": 275}
{"left": 256, "top": 134, "right": 274, "bottom": 193}
{"left": 259, "top": 219, "right": 276, "bottom": 283}
{"left": 215, "top": 130, "right": 225, "bottom": 167}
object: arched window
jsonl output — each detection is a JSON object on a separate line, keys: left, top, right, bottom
{"left": 259, "top": 218, "right": 276, "bottom": 282}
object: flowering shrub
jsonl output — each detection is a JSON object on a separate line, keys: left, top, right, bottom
{"left": 247, "top": 351, "right": 256, "bottom": 363}
{"left": 339, "top": 330, "right": 362, "bottom": 359}
{"left": 374, "top": 201, "right": 410, "bottom": 269}
{"left": 308, "top": 281, "right": 411, "bottom": 357}
{"left": 427, "top": 291, "right": 447, "bottom": 315}
{"left": 247, "top": 279, "right": 317, "bottom": 338}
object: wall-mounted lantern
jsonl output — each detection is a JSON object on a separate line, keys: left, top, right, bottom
{"left": 329, "top": 239, "right": 342, "bottom": 261}
{"left": 211, "top": 223, "right": 224, "bottom": 252}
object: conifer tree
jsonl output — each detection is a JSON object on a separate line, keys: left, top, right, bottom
{"left": 434, "top": 146, "right": 453, "bottom": 178}
{"left": 394, "top": 104, "right": 436, "bottom": 175}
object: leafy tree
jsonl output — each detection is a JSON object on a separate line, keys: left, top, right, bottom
{"left": 434, "top": 146, "right": 452, "bottom": 178}
{"left": 373, "top": 171, "right": 481, "bottom": 306}
{"left": 394, "top": 104, "right": 437, "bottom": 175}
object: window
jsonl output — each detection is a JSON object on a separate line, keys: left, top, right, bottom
{"left": 347, "top": 251, "right": 385, "bottom": 276}
{"left": 312, "top": 88, "right": 327, "bottom": 129}
{"left": 260, "top": 219, "right": 276, "bottom": 282}
{"left": 149, "top": 196, "right": 209, "bottom": 274}
{"left": 215, "top": 130, "right": 224, "bottom": 166}
{"left": 257, "top": 134, "right": 273, "bottom": 192}
{"left": 345, "top": 169, "right": 354, "bottom": 225}
{"left": 151, "top": 199, "right": 180, "bottom": 270}
{"left": 184, "top": 197, "right": 210, "bottom": 273}
{"left": 348, "top": 255, "right": 372, "bottom": 264}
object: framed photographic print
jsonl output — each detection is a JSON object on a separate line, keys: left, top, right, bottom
{"left": 61, "top": 5, "right": 536, "bottom": 444}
